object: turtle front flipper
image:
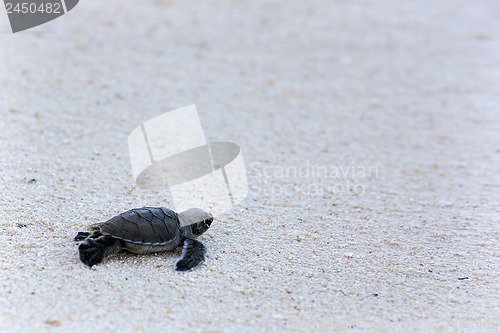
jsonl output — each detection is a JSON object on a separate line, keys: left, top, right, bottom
{"left": 174, "top": 238, "right": 206, "bottom": 271}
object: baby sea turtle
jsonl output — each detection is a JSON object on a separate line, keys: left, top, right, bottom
{"left": 74, "top": 207, "right": 213, "bottom": 271}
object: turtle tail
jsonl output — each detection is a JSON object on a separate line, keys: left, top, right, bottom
{"left": 174, "top": 238, "right": 206, "bottom": 271}
{"left": 78, "top": 236, "right": 122, "bottom": 268}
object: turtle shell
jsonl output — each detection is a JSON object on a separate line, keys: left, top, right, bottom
{"left": 99, "top": 207, "right": 181, "bottom": 246}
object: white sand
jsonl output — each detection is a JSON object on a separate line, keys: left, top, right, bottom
{"left": 1, "top": 1, "right": 499, "bottom": 332}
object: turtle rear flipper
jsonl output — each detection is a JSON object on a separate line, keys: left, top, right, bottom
{"left": 174, "top": 239, "right": 206, "bottom": 271}
{"left": 74, "top": 232, "right": 92, "bottom": 241}
{"left": 74, "top": 222, "right": 105, "bottom": 242}
{"left": 78, "top": 236, "right": 122, "bottom": 267}
{"left": 74, "top": 230, "right": 101, "bottom": 242}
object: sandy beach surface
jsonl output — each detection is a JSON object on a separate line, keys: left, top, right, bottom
{"left": 1, "top": 1, "right": 499, "bottom": 332}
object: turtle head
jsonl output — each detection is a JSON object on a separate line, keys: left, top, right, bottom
{"left": 178, "top": 208, "right": 213, "bottom": 238}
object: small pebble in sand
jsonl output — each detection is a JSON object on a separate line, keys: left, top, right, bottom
{"left": 45, "top": 320, "right": 61, "bottom": 326}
